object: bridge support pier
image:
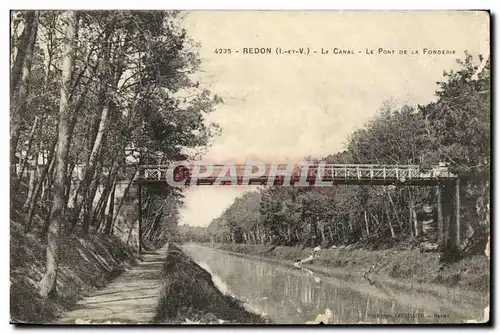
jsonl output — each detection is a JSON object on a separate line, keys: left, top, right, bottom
{"left": 436, "top": 180, "right": 461, "bottom": 251}
{"left": 455, "top": 178, "right": 461, "bottom": 248}
{"left": 138, "top": 183, "right": 143, "bottom": 255}
{"left": 436, "top": 183, "right": 444, "bottom": 249}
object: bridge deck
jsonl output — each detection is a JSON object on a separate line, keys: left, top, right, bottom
{"left": 137, "top": 164, "right": 457, "bottom": 186}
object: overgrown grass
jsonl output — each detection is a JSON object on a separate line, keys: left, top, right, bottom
{"left": 10, "top": 222, "right": 138, "bottom": 324}
{"left": 153, "top": 244, "right": 268, "bottom": 324}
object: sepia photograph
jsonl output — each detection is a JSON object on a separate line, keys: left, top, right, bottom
{"left": 9, "top": 10, "right": 491, "bottom": 325}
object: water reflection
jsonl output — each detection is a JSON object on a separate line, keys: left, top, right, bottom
{"left": 182, "top": 244, "right": 488, "bottom": 324}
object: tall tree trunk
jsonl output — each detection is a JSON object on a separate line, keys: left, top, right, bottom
{"left": 10, "top": 11, "right": 36, "bottom": 95}
{"left": 39, "top": 10, "right": 76, "bottom": 299}
{"left": 111, "top": 167, "right": 138, "bottom": 228}
{"left": 23, "top": 169, "right": 36, "bottom": 208}
{"left": 319, "top": 222, "right": 326, "bottom": 244}
{"left": 67, "top": 25, "right": 115, "bottom": 228}
{"left": 41, "top": 156, "right": 57, "bottom": 210}
{"left": 364, "top": 211, "right": 370, "bottom": 236}
{"left": 81, "top": 172, "right": 100, "bottom": 235}
{"left": 386, "top": 188, "right": 404, "bottom": 235}
{"left": 40, "top": 191, "right": 54, "bottom": 239}
{"left": 104, "top": 180, "right": 117, "bottom": 235}
{"left": 17, "top": 116, "right": 38, "bottom": 178}
{"left": 63, "top": 162, "right": 76, "bottom": 211}
{"left": 61, "top": 86, "right": 91, "bottom": 218}
{"left": 68, "top": 102, "right": 110, "bottom": 226}
{"left": 22, "top": 19, "right": 59, "bottom": 223}
{"left": 385, "top": 209, "right": 396, "bottom": 239}
{"left": 93, "top": 164, "right": 118, "bottom": 233}
{"left": 11, "top": 11, "right": 38, "bottom": 163}
{"left": 25, "top": 140, "right": 56, "bottom": 233}
{"left": 81, "top": 164, "right": 103, "bottom": 235}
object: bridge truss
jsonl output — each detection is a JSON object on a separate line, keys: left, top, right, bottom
{"left": 138, "top": 163, "right": 457, "bottom": 186}
{"left": 134, "top": 163, "right": 461, "bottom": 252}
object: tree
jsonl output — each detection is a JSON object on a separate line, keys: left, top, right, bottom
{"left": 420, "top": 53, "right": 490, "bottom": 252}
{"left": 39, "top": 10, "right": 77, "bottom": 299}
{"left": 10, "top": 11, "right": 39, "bottom": 163}
{"left": 8, "top": 11, "right": 222, "bottom": 298}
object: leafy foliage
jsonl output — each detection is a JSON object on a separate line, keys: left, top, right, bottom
{"left": 9, "top": 10, "right": 223, "bottom": 300}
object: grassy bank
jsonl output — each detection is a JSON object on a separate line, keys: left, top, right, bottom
{"left": 208, "top": 243, "right": 489, "bottom": 293}
{"left": 10, "top": 222, "right": 138, "bottom": 324}
{"left": 153, "top": 244, "right": 269, "bottom": 324}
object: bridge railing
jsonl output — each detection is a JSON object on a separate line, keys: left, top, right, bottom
{"left": 138, "top": 163, "right": 456, "bottom": 183}
{"left": 325, "top": 164, "right": 422, "bottom": 180}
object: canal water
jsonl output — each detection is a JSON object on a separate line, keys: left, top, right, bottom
{"left": 181, "top": 243, "right": 489, "bottom": 324}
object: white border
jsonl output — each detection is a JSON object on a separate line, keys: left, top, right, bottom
{"left": 3, "top": 0, "right": 499, "bottom": 10}
{"left": 2, "top": 1, "right": 497, "bottom": 334}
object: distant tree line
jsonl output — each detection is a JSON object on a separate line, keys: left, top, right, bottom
{"left": 171, "top": 225, "right": 212, "bottom": 243}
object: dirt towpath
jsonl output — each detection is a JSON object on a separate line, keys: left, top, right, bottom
{"left": 54, "top": 245, "right": 168, "bottom": 324}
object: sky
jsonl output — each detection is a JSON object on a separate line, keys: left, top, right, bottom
{"left": 178, "top": 11, "right": 490, "bottom": 227}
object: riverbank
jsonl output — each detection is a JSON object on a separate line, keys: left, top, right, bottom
{"left": 10, "top": 222, "right": 138, "bottom": 323}
{"left": 207, "top": 243, "right": 489, "bottom": 293}
{"left": 153, "top": 243, "right": 269, "bottom": 324}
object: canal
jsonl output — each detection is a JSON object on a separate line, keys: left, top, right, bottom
{"left": 181, "top": 243, "right": 488, "bottom": 324}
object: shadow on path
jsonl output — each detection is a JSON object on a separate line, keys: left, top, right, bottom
{"left": 53, "top": 245, "right": 168, "bottom": 324}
